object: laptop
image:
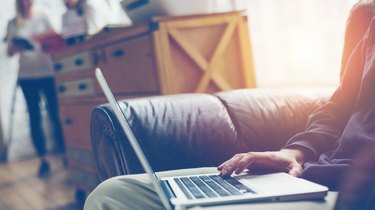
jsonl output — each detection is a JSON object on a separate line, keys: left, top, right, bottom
{"left": 95, "top": 68, "right": 328, "bottom": 210}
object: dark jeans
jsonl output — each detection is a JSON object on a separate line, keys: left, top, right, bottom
{"left": 19, "top": 77, "right": 65, "bottom": 157}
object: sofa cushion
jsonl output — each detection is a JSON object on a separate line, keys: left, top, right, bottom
{"left": 214, "top": 89, "right": 328, "bottom": 151}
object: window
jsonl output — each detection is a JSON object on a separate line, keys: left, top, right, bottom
{"left": 237, "top": 0, "right": 358, "bottom": 87}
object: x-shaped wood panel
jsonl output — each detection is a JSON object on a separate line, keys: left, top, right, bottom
{"left": 168, "top": 20, "right": 239, "bottom": 92}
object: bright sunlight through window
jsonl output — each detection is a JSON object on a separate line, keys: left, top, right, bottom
{"left": 240, "top": 0, "right": 358, "bottom": 88}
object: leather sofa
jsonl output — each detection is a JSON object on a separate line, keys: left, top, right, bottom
{"left": 90, "top": 88, "right": 329, "bottom": 181}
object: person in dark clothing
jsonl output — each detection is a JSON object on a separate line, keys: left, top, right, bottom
{"left": 219, "top": 1, "right": 375, "bottom": 190}
{"left": 84, "top": 1, "right": 375, "bottom": 209}
{"left": 6, "top": 0, "right": 65, "bottom": 177}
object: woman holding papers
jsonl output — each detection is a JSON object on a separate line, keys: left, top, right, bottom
{"left": 6, "top": 0, "right": 65, "bottom": 178}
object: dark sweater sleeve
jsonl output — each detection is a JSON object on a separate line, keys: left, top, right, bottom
{"left": 340, "top": 3, "right": 375, "bottom": 79}
{"left": 284, "top": 4, "right": 370, "bottom": 160}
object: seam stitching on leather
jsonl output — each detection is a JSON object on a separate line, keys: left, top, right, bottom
{"left": 100, "top": 106, "right": 130, "bottom": 175}
{"left": 213, "top": 94, "right": 241, "bottom": 144}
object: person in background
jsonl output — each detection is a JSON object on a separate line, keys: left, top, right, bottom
{"left": 62, "top": 0, "right": 87, "bottom": 45}
{"left": 6, "top": 0, "right": 65, "bottom": 178}
{"left": 62, "top": 0, "right": 132, "bottom": 44}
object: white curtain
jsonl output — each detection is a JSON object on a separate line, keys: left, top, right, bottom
{"left": 229, "top": 0, "right": 358, "bottom": 87}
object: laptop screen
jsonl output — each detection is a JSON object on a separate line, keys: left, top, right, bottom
{"left": 95, "top": 68, "right": 172, "bottom": 210}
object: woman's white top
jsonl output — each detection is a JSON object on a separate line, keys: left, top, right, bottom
{"left": 62, "top": 9, "right": 87, "bottom": 39}
{"left": 6, "top": 11, "right": 54, "bottom": 79}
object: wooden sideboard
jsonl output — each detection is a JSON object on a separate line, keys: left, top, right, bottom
{"left": 51, "top": 11, "right": 256, "bottom": 201}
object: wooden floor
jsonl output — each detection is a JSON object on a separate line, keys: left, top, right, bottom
{"left": 0, "top": 155, "right": 82, "bottom": 210}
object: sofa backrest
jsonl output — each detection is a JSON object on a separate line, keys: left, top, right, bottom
{"left": 90, "top": 88, "right": 330, "bottom": 181}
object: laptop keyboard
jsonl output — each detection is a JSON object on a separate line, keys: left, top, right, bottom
{"left": 174, "top": 175, "right": 255, "bottom": 200}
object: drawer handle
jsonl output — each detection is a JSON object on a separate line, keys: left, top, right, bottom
{"left": 78, "top": 83, "right": 87, "bottom": 91}
{"left": 54, "top": 63, "right": 63, "bottom": 72}
{"left": 75, "top": 58, "right": 84, "bottom": 66}
{"left": 58, "top": 85, "right": 66, "bottom": 93}
{"left": 111, "top": 49, "right": 125, "bottom": 58}
{"left": 93, "top": 51, "right": 105, "bottom": 65}
{"left": 64, "top": 118, "right": 73, "bottom": 125}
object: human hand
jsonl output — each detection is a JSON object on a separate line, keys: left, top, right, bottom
{"left": 217, "top": 148, "right": 306, "bottom": 177}
{"left": 7, "top": 43, "right": 23, "bottom": 56}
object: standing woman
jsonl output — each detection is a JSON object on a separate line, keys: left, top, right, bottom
{"left": 61, "top": 0, "right": 132, "bottom": 44}
{"left": 62, "top": 0, "right": 87, "bottom": 45}
{"left": 6, "top": 0, "right": 65, "bottom": 177}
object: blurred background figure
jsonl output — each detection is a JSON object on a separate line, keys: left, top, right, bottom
{"left": 5, "top": 0, "right": 65, "bottom": 178}
{"left": 62, "top": 0, "right": 132, "bottom": 44}
{"left": 62, "top": 0, "right": 86, "bottom": 45}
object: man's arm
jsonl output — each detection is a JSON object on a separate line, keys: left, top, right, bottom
{"left": 218, "top": 3, "right": 369, "bottom": 177}
{"left": 341, "top": 2, "right": 375, "bottom": 79}
{"left": 283, "top": 3, "right": 370, "bottom": 160}
{"left": 219, "top": 35, "right": 365, "bottom": 176}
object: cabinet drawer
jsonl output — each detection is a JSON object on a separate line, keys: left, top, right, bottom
{"left": 57, "top": 77, "right": 96, "bottom": 98}
{"left": 54, "top": 51, "right": 93, "bottom": 74}
{"left": 99, "top": 35, "right": 159, "bottom": 95}
{"left": 60, "top": 103, "right": 101, "bottom": 150}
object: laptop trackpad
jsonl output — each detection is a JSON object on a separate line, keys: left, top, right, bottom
{"left": 239, "top": 173, "right": 322, "bottom": 194}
